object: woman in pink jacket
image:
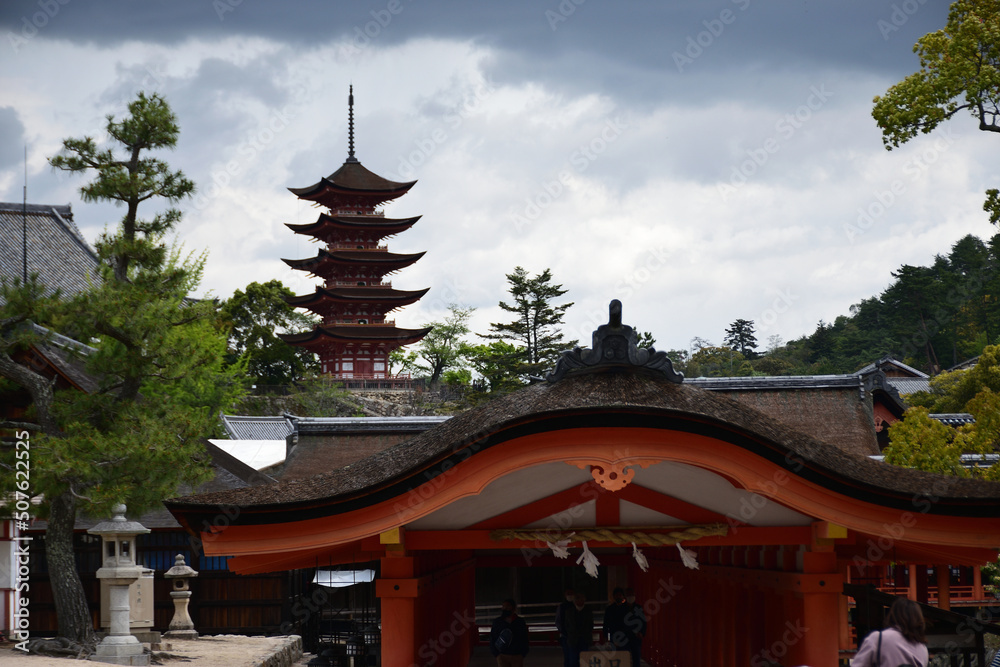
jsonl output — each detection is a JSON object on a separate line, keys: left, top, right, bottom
{"left": 853, "top": 597, "right": 928, "bottom": 667}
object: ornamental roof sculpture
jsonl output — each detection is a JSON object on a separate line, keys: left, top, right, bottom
{"left": 546, "top": 299, "right": 683, "bottom": 383}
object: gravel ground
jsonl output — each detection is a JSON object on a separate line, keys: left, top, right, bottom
{"left": 0, "top": 634, "right": 300, "bottom": 666}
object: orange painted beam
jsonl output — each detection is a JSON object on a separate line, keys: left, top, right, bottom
{"left": 227, "top": 543, "right": 381, "bottom": 574}
{"left": 594, "top": 486, "right": 620, "bottom": 526}
{"left": 616, "top": 483, "right": 732, "bottom": 523}
{"left": 194, "top": 427, "right": 1000, "bottom": 559}
{"left": 467, "top": 481, "right": 599, "bottom": 529}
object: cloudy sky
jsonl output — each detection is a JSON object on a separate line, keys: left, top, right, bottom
{"left": 1, "top": 0, "right": 995, "bottom": 356}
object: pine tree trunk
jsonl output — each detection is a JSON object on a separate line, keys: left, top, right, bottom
{"left": 46, "top": 491, "right": 94, "bottom": 643}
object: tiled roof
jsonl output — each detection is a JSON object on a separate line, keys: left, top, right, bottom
{"left": 930, "top": 413, "right": 976, "bottom": 426}
{"left": 856, "top": 356, "right": 928, "bottom": 378}
{"left": 0, "top": 202, "right": 99, "bottom": 300}
{"left": 687, "top": 375, "right": 863, "bottom": 391}
{"left": 887, "top": 378, "right": 930, "bottom": 395}
{"left": 221, "top": 414, "right": 295, "bottom": 440}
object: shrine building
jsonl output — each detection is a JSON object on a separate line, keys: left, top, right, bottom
{"left": 166, "top": 302, "right": 1000, "bottom": 667}
{"left": 280, "top": 87, "right": 430, "bottom": 382}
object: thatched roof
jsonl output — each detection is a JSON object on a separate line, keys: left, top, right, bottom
{"left": 166, "top": 370, "right": 1000, "bottom": 523}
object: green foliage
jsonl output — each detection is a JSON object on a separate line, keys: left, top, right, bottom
{"left": 884, "top": 407, "right": 970, "bottom": 476}
{"left": 414, "top": 305, "right": 475, "bottom": 388}
{"left": 1, "top": 92, "right": 238, "bottom": 640}
{"left": 687, "top": 346, "right": 748, "bottom": 377}
{"left": 763, "top": 233, "right": 1000, "bottom": 375}
{"left": 724, "top": 318, "right": 758, "bottom": 359}
{"left": 873, "top": 0, "right": 1000, "bottom": 224}
{"left": 483, "top": 267, "right": 576, "bottom": 379}
{"left": 901, "top": 345, "right": 1000, "bottom": 411}
{"left": 50, "top": 92, "right": 196, "bottom": 281}
{"left": 872, "top": 0, "right": 1000, "bottom": 148}
{"left": 467, "top": 341, "right": 526, "bottom": 394}
{"left": 885, "top": 346, "right": 1000, "bottom": 480}
{"left": 221, "top": 279, "right": 318, "bottom": 385}
{"left": 636, "top": 330, "right": 657, "bottom": 349}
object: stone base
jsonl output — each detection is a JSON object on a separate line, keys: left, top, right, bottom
{"left": 132, "top": 631, "right": 161, "bottom": 644}
{"left": 163, "top": 630, "right": 199, "bottom": 640}
{"left": 90, "top": 637, "right": 149, "bottom": 666}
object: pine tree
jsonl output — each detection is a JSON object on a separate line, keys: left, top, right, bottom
{"left": 0, "top": 93, "right": 241, "bottom": 643}
{"left": 724, "top": 319, "right": 758, "bottom": 359}
{"left": 484, "top": 267, "right": 576, "bottom": 378}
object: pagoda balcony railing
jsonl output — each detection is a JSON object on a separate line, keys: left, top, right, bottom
{"left": 327, "top": 244, "right": 389, "bottom": 251}
{"left": 330, "top": 208, "right": 385, "bottom": 217}
{"left": 326, "top": 320, "right": 396, "bottom": 326}
{"left": 329, "top": 281, "right": 392, "bottom": 288}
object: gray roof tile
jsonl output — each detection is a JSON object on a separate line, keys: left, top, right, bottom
{"left": 0, "top": 202, "right": 99, "bottom": 300}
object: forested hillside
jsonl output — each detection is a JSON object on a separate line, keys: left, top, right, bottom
{"left": 710, "top": 233, "right": 1000, "bottom": 378}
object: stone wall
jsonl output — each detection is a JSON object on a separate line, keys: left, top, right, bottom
{"left": 253, "top": 635, "right": 302, "bottom": 667}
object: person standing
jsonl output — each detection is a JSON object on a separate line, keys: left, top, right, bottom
{"left": 602, "top": 588, "right": 632, "bottom": 664}
{"left": 853, "top": 597, "right": 928, "bottom": 667}
{"left": 563, "top": 593, "right": 594, "bottom": 667}
{"left": 491, "top": 598, "right": 530, "bottom": 667}
{"left": 555, "top": 588, "right": 576, "bottom": 667}
{"left": 623, "top": 587, "right": 646, "bottom": 667}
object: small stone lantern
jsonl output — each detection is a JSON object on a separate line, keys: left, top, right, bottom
{"left": 163, "top": 554, "right": 199, "bottom": 639}
{"left": 87, "top": 504, "right": 150, "bottom": 666}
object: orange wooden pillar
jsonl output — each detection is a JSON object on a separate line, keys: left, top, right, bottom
{"left": 974, "top": 566, "right": 985, "bottom": 601}
{"left": 377, "top": 555, "right": 417, "bottom": 667}
{"left": 936, "top": 565, "right": 951, "bottom": 610}
{"left": 787, "top": 551, "right": 841, "bottom": 667}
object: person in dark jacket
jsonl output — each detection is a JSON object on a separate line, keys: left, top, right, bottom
{"left": 602, "top": 588, "right": 634, "bottom": 665}
{"left": 555, "top": 588, "right": 576, "bottom": 667}
{"left": 623, "top": 587, "right": 646, "bottom": 667}
{"left": 491, "top": 598, "right": 530, "bottom": 667}
{"left": 562, "top": 593, "right": 594, "bottom": 667}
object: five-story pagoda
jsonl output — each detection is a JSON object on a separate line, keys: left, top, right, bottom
{"left": 280, "top": 87, "right": 430, "bottom": 383}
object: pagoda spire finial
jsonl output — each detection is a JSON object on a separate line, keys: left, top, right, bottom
{"left": 346, "top": 85, "right": 359, "bottom": 164}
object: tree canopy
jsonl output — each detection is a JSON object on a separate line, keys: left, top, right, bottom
{"left": 872, "top": 0, "right": 1000, "bottom": 223}
{"left": 724, "top": 318, "right": 758, "bottom": 359}
{"left": 413, "top": 305, "right": 475, "bottom": 389}
{"left": 221, "top": 279, "right": 318, "bottom": 385}
{"left": 482, "top": 267, "right": 576, "bottom": 379}
{"left": 0, "top": 93, "right": 239, "bottom": 643}
{"left": 885, "top": 347, "right": 1000, "bottom": 481}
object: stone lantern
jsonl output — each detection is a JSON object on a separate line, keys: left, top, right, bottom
{"left": 87, "top": 504, "right": 150, "bottom": 666}
{"left": 163, "top": 554, "right": 199, "bottom": 639}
